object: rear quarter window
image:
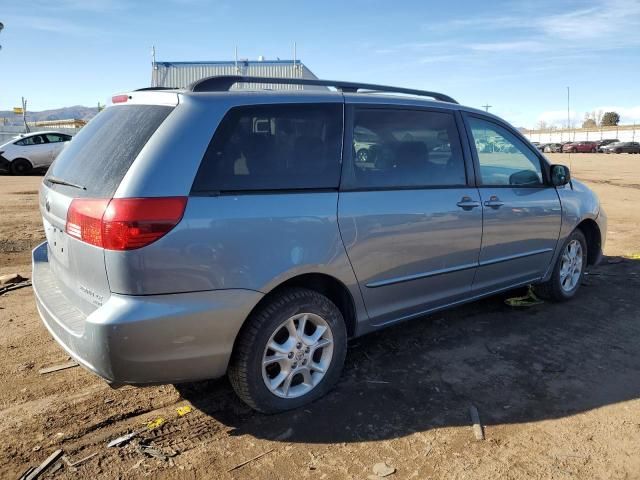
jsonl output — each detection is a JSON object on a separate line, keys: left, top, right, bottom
{"left": 45, "top": 105, "right": 173, "bottom": 197}
{"left": 192, "top": 103, "right": 343, "bottom": 193}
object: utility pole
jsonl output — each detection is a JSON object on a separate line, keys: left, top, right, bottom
{"left": 482, "top": 104, "right": 492, "bottom": 112}
{"left": 21, "top": 97, "right": 29, "bottom": 133}
{"left": 566, "top": 86, "right": 570, "bottom": 139}
{"left": 150, "top": 45, "right": 156, "bottom": 87}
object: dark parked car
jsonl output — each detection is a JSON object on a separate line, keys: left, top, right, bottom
{"left": 596, "top": 139, "right": 620, "bottom": 152}
{"left": 562, "top": 141, "right": 597, "bottom": 153}
{"left": 602, "top": 141, "right": 640, "bottom": 154}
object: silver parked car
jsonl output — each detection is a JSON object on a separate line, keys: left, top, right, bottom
{"left": 0, "top": 131, "right": 72, "bottom": 174}
{"left": 33, "top": 77, "right": 607, "bottom": 413}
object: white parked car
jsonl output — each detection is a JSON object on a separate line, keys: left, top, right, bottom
{"left": 0, "top": 131, "right": 72, "bottom": 175}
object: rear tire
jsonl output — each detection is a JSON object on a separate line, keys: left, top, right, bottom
{"left": 535, "top": 229, "right": 587, "bottom": 302}
{"left": 10, "top": 158, "right": 32, "bottom": 175}
{"left": 228, "top": 288, "right": 347, "bottom": 413}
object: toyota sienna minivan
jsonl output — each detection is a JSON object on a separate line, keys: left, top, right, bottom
{"left": 33, "top": 76, "right": 606, "bottom": 413}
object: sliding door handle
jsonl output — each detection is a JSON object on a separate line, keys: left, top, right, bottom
{"left": 456, "top": 197, "right": 481, "bottom": 210}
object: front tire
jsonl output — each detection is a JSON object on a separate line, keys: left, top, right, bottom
{"left": 535, "top": 229, "right": 587, "bottom": 302}
{"left": 10, "top": 158, "right": 32, "bottom": 175}
{"left": 228, "top": 288, "right": 347, "bottom": 413}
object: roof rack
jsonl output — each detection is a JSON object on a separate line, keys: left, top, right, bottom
{"left": 187, "top": 76, "right": 458, "bottom": 104}
{"left": 134, "top": 86, "right": 178, "bottom": 91}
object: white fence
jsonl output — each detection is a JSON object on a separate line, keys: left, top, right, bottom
{"left": 0, "top": 126, "right": 80, "bottom": 145}
{"left": 524, "top": 125, "right": 639, "bottom": 144}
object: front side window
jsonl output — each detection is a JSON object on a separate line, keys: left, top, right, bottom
{"left": 468, "top": 117, "right": 543, "bottom": 186}
{"left": 192, "top": 104, "right": 343, "bottom": 193}
{"left": 345, "top": 108, "right": 466, "bottom": 189}
{"left": 15, "top": 135, "right": 47, "bottom": 146}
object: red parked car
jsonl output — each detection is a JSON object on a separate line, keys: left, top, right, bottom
{"left": 562, "top": 141, "right": 597, "bottom": 153}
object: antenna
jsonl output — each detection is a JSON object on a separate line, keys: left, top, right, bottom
{"left": 235, "top": 46, "right": 239, "bottom": 74}
{"left": 482, "top": 103, "right": 492, "bottom": 112}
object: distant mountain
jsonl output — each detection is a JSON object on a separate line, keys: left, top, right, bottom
{"left": 0, "top": 105, "right": 99, "bottom": 126}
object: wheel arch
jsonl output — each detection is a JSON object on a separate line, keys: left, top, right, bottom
{"left": 11, "top": 157, "right": 34, "bottom": 167}
{"left": 241, "top": 273, "right": 358, "bottom": 340}
{"left": 576, "top": 218, "right": 602, "bottom": 265}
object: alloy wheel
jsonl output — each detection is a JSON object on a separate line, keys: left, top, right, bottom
{"left": 559, "top": 239, "right": 583, "bottom": 292}
{"left": 262, "top": 313, "right": 334, "bottom": 399}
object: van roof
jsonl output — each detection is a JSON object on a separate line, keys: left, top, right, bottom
{"left": 115, "top": 76, "right": 507, "bottom": 121}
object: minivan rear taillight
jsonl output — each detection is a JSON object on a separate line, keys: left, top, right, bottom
{"left": 66, "top": 197, "right": 187, "bottom": 250}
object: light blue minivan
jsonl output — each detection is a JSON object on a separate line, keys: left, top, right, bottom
{"left": 33, "top": 76, "right": 606, "bottom": 412}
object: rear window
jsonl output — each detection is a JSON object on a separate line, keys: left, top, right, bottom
{"left": 192, "top": 103, "right": 343, "bottom": 193}
{"left": 45, "top": 105, "right": 173, "bottom": 197}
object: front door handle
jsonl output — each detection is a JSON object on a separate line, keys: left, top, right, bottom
{"left": 456, "top": 197, "right": 481, "bottom": 210}
{"left": 484, "top": 195, "right": 504, "bottom": 209}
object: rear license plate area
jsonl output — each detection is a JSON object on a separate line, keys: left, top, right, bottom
{"left": 43, "top": 218, "right": 69, "bottom": 267}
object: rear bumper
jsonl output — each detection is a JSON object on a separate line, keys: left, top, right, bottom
{"left": 32, "top": 242, "right": 263, "bottom": 385}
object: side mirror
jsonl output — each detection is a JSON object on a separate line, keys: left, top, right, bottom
{"left": 550, "top": 164, "right": 571, "bottom": 186}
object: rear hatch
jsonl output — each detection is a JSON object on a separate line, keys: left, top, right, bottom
{"left": 40, "top": 97, "right": 176, "bottom": 320}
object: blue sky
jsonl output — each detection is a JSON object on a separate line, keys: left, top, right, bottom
{"left": 0, "top": 0, "right": 639, "bottom": 127}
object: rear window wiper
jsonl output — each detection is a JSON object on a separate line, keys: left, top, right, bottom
{"left": 46, "top": 176, "right": 87, "bottom": 190}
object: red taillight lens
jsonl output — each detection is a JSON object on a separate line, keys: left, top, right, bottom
{"left": 111, "top": 94, "right": 129, "bottom": 103}
{"left": 102, "top": 197, "right": 187, "bottom": 250}
{"left": 66, "top": 197, "right": 187, "bottom": 250}
{"left": 66, "top": 198, "right": 110, "bottom": 247}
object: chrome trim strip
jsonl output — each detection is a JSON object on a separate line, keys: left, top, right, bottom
{"left": 478, "top": 248, "right": 554, "bottom": 267}
{"left": 365, "top": 248, "right": 553, "bottom": 289}
{"left": 366, "top": 262, "right": 478, "bottom": 288}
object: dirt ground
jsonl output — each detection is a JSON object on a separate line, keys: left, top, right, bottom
{"left": 1, "top": 153, "right": 639, "bottom": 479}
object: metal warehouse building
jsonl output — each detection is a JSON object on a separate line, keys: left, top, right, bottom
{"left": 151, "top": 59, "right": 321, "bottom": 90}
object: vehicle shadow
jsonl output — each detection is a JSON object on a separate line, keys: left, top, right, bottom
{"left": 175, "top": 256, "right": 640, "bottom": 444}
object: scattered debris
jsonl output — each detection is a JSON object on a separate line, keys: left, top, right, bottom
{"left": 107, "top": 430, "right": 143, "bottom": 448}
{"left": 23, "top": 449, "right": 63, "bottom": 480}
{"left": 176, "top": 405, "right": 193, "bottom": 416}
{"left": 17, "top": 361, "right": 35, "bottom": 372}
{"left": 469, "top": 405, "right": 485, "bottom": 440}
{"left": 136, "top": 442, "right": 172, "bottom": 461}
{"left": 38, "top": 361, "right": 78, "bottom": 375}
{"left": 227, "top": 448, "right": 275, "bottom": 472}
{"left": 146, "top": 417, "right": 166, "bottom": 430}
{"left": 62, "top": 452, "right": 97, "bottom": 468}
{"left": 371, "top": 462, "right": 396, "bottom": 477}
{"left": 0, "top": 279, "right": 32, "bottom": 296}
{"left": 0, "top": 273, "right": 25, "bottom": 285}
{"left": 504, "top": 287, "right": 543, "bottom": 308}
{"left": 18, "top": 466, "right": 35, "bottom": 480}
{"left": 607, "top": 257, "right": 623, "bottom": 264}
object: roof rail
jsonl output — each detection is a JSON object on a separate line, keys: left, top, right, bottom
{"left": 187, "top": 76, "right": 458, "bottom": 104}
